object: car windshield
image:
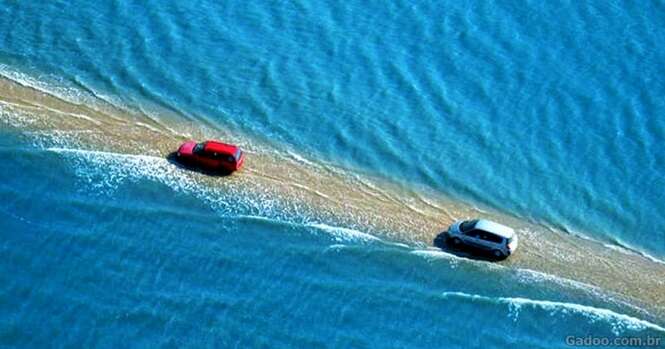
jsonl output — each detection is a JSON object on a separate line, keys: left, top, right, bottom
{"left": 460, "top": 219, "right": 478, "bottom": 233}
{"left": 193, "top": 143, "right": 205, "bottom": 155}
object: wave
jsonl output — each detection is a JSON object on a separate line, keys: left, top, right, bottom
{"left": 441, "top": 291, "right": 665, "bottom": 335}
{"left": 44, "top": 147, "right": 200, "bottom": 199}
{"left": 546, "top": 222, "right": 665, "bottom": 265}
{"left": 408, "top": 250, "right": 659, "bottom": 322}
{"left": 513, "top": 268, "right": 659, "bottom": 320}
{"left": 406, "top": 249, "right": 628, "bottom": 302}
{"left": 39, "top": 147, "right": 388, "bottom": 246}
{"left": 45, "top": 147, "right": 376, "bottom": 244}
{"left": 0, "top": 64, "right": 90, "bottom": 107}
{"left": 603, "top": 238, "right": 665, "bottom": 266}
{"left": 408, "top": 248, "right": 509, "bottom": 274}
{"left": 409, "top": 249, "right": 465, "bottom": 269}
{"left": 235, "top": 214, "right": 384, "bottom": 244}
{"left": 307, "top": 222, "right": 380, "bottom": 243}
{"left": 0, "top": 64, "right": 133, "bottom": 124}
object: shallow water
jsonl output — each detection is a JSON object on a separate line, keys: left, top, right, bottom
{"left": 1, "top": 0, "right": 664, "bottom": 347}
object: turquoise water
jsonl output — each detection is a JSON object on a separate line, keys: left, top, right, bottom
{"left": 1, "top": 1, "right": 664, "bottom": 347}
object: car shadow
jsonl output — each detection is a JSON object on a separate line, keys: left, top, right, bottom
{"left": 166, "top": 152, "right": 234, "bottom": 177}
{"left": 433, "top": 231, "right": 506, "bottom": 262}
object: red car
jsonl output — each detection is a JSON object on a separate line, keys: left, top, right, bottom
{"left": 176, "top": 140, "right": 245, "bottom": 172}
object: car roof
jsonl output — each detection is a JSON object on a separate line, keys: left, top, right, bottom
{"left": 203, "top": 141, "right": 239, "bottom": 155}
{"left": 474, "top": 219, "right": 515, "bottom": 238}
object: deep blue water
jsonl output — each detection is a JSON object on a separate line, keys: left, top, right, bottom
{"left": 1, "top": 1, "right": 664, "bottom": 347}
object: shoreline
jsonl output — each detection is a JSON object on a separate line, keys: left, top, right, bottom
{"left": 1, "top": 71, "right": 664, "bottom": 322}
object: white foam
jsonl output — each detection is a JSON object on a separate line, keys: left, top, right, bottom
{"left": 390, "top": 242, "right": 411, "bottom": 249}
{"left": 441, "top": 291, "right": 665, "bottom": 335}
{"left": 236, "top": 214, "right": 281, "bottom": 224}
{"left": 540, "top": 222, "right": 665, "bottom": 266}
{"left": 46, "top": 147, "right": 182, "bottom": 195}
{"left": 602, "top": 240, "right": 665, "bottom": 266}
{"left": 290, "top": 182, "right": 330, "bottom": 199}
{"left": 515, "top": 268, "right": 603, "bottom": 294}
{"left": 325, "top": 244, "right": 351, "bottom": 252}
{"left": 46, "top": 146, "right": 281, "bottom": 221}
{"left": 409, "top": 249, "right": 462, "bottom": 268}
{"left": 134, "top": 121, "right": 165, "bottom": 135}
{"left": 43, "top": 148, "right": 387, "bottom": 247}
{"left": 1, "top": 64, "right": 138, "bottom": 115}
{"left": 511, "top": 268, "right": 655, "bottom": 317}
{"left": 47, "top": 147, "right": 162, "bottom": 163}
{"left": 286, "top": 149, "right": 318, "bottom": 168}
{"left": 237, "top": 212, "right": 374, "bottom": 246}
{"left": 400, "top": 197, "right": 431, "bottom": 217}
{"left": 308, "top": 222, "right": 380, "bottom": 243}
{"left": 409, "top": 248, "right": 506, "bottom": 270}
{"left": 0, "top": 64, "right": 91, "bottom": 107}
{"left": 68, "top": 112, "right": 104, "bottom": 125}
{"left": 410, "top": 248, "right": 457, "bottom": 260}
{"left": 0, "top": 104, "right": 38, "bottom": 128}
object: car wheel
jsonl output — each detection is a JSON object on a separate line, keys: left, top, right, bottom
{"left": 492, "top": 250, "right": 504, "bottom": 258}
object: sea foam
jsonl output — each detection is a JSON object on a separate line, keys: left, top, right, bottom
{"left": 441, "top": 291, "right": 665, "bottom": 335}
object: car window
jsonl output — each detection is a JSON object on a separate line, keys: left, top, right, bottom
{"left": 465, "top": 230, "right": 481, "bottom": 238}
{"left": 482, "top": 233, "right": 503, "bottom": 244}
{"left": 460, "top": 220, "right": 478, "bottom": 233}
{"left": 206, "top": 151, "right": 225, "bottom": 160}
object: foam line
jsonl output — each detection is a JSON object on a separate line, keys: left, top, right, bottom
{"left": 307, "top": 222, "right": 380, "bottom": 243}
{"left": 441, "top": 291, "right": 665, "bottom": 334}
{"left": 604, "top": 239, "right": 665, "bottom": 266}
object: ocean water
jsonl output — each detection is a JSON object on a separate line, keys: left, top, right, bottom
{"left": 1, "top": 1, "right": 664, "bottom": 348}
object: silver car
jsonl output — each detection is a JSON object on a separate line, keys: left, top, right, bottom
{"left": 444, "top": 219, "right": 518, "bottom": 258}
